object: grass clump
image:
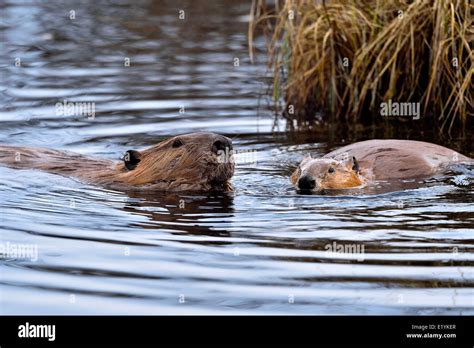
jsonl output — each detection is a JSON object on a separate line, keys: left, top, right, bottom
{"left": 249, "top": 0, "right": 473, "bottom": 134}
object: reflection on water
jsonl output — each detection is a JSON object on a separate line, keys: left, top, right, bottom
{"left": 0, "top": 0, "right": 473, "bottom": 314}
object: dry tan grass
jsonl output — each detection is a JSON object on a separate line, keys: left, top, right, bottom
{"left": 250, "top": 0, "right": 473, "bottom": 134}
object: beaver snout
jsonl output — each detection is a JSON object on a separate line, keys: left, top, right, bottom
{"left": 298, "top": 175, "right": 316, "bottom": 190}
{"left": 211, "top": 136, "right": 233, "bottom": 154}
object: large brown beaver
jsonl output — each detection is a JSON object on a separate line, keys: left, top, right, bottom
{"left": 291, "top": 139, "right": 473, "bottom": 191}
{"left": 0, "top": 132, "right": 235, "bottom": 192}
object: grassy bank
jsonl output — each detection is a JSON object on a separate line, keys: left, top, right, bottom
{"left": 249, "top": 0, "right": 473, "bottom": 134}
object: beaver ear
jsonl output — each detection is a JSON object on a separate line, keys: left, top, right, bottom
{"left": 352, "top": 156, "right": 360, "bottom": 173}
{"left": 300, "top": 154, "right": 312, "bottom": 166}
{"left": 123, "top": 150, "right": 141, "bottom": 170}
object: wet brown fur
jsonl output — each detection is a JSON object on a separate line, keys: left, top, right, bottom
{"left": 292, "top": 139, "right": 472, "bottom": 190}
{"left": 0, "top": 132, "right": 235, "bottom": 192}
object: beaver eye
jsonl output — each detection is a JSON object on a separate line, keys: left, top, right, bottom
{"left": 328, "top": 167, "right": 335, "bottom": 174}
{"left": 172, "top": 139, "right": 184, "bottom": 148}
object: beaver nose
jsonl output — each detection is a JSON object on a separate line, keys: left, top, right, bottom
{"left": 212, "top": 136, "right": 233, "bottom": 154}
{"left": 298, "top": 175, "right": 316, "bottom": 190}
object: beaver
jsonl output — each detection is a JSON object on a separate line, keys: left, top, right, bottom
{"left": 0, "top": 132, "right": 235, "bottom": 192}
{"left": 291, "top": 139, "right": 473, "bottom": 191}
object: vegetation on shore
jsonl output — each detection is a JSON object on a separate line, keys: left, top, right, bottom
{"left": 249, "top": 0, "right": 473, "bottom": 134}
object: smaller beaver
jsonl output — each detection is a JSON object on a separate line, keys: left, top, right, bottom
{"left": 0, "top": 132, "right": 235, "bottom": 192}
{"left": 291, "top": 139, "right": 473, "bottom": 191}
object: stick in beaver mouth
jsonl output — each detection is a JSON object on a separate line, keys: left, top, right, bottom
{"left": 0, "top": 132, "right": 235, "bottom": 192}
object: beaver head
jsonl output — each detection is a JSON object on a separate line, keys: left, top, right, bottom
{"left": 291, "top": 155, "right": 364, "bottom": 191}
{"left": 118, "top": 132, "right": 234, "bottom": 191}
